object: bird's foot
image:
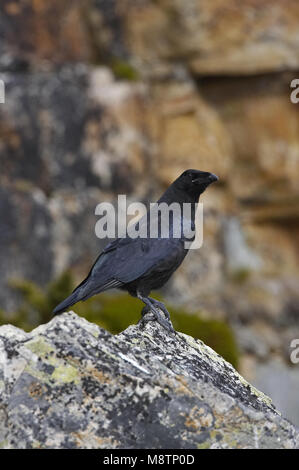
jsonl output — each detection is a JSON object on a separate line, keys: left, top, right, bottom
{"left": 149, "top": 298, "right": 171, "bottom": 321}
{"left": 139, "top": 304, "right": 175, "bottom": 334}
{"left": 139, "top": 306, "right": 156, "bottom": 329}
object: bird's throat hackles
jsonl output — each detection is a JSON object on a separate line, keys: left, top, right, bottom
{"left": 95, "top": 195, "right": 204, "bottom": 249}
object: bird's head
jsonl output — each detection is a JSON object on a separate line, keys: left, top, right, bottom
{"left": 174, "top": 169, "right": 219, "bottom": 199}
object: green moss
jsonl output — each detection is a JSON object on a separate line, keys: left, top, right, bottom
{"left": 230, "top": 268, "right": 251, "bottom": 284}
{"left": 0, "top": 272, "right": 239, "bottom": 368}
{"left": 75, "top": 294, "right": 141, "bottom": 334}
{"left": 4, "top": 280, "right": 47, "bottom": 331}
{"left": 1, "top": 272, "right": 74, "bottom": 331}
{"left": 110, "top": 59, "right": 139, "bottom": 81}
{"left": 46, "top": 271, "right": 74, "bottom": 311}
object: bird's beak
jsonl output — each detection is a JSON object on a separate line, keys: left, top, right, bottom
{"left": 207, "top": 173, "right": 219, "bottom": 183}
{"left": 192, "top": 173, "right": 219, "bottom": 185}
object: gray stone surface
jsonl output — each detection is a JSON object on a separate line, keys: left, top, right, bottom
{"left": 0, "top": 312, "right": 298, "bottom": 449}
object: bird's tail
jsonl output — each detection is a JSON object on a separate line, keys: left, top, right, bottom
{"left": 52, "top": 276, "right": 92, "bottom": 316}
{"left": 52, "top": 289, "right": 85, "bottom": 316}
{"left": 52, "top": 275, "right": 122, "bottom": 316}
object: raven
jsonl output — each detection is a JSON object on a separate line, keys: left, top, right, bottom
{"left": 53, "top": 169, "right": 218, "bottom": 332}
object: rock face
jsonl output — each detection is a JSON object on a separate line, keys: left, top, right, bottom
{"left": 0, "top": 312, "right": 298, "bottom": 449}
{"left": 88, "top": 0, "right": 299, "bottom": 76}
{"left": 0, "top": 0, "right": 91, "bottom": 71}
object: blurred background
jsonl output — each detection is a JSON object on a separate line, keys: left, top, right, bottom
{"left": 1, "top": 0, "right": 299, "bottom": 424}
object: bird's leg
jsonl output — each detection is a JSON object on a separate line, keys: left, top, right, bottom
{"left": 138, "top": 297, "right": 162, "bottom": 327}
{"left": 137, "top": 292, "right": 175, "bottom": 334}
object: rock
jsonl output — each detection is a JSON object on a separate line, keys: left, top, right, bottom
{"left": 200, "top": 73, "right": 299, "bottom": 202}
{"left": 222, "top": 217, "right": 262, "bottom": 275}
{"left": 87, "top": 0, "right": 299, "bottom": 77}
{"left": 0, "top": 65, "right": 152, "bottom": 196}
{"left": 0, "top": 312, "right": 298, "bottom": 449}
{"left": 163, "top": 0, "right": 299, "bottom": 75}
{"left": 150, "top": 79, "right": 233, "bottom": 187}
{"left": 3, "top": 0, "right": 299, "bottom": 76}
{"left": 0, "top": 0, "right": 91, "bottom": 71}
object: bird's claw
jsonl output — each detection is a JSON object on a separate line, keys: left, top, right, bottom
{"left": 150, "top": 299, "right": 171, "bottom": 320}
{"left": 139, "top": 305, "right": 175, "bottom": 334}
{"left": 139, "top": 310, "right": 156, "bottom": 329}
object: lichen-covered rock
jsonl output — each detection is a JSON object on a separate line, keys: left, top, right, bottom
{"left": 0, "top": 312, "right": 298, "bottom": 449}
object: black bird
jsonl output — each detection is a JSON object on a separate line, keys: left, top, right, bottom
{"left": 53, "top": 169, "right": 218, "bottom": 332}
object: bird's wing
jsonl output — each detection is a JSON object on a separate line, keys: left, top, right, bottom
{"left": 90, "top": 235, "right": 185, "bottom": 285}
{"left": 70, "top": 240, "right": 126, "bottom": 295}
